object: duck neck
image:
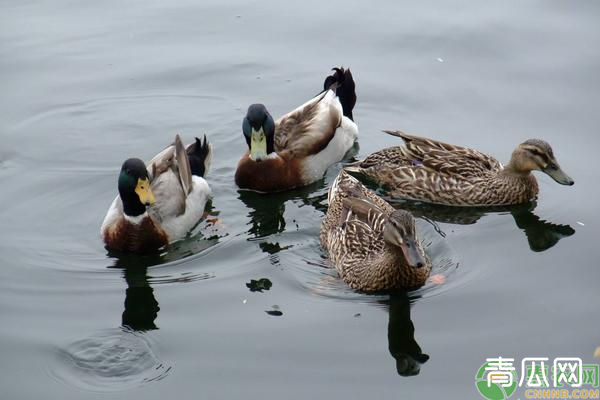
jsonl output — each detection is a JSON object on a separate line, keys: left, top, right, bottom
{"left": 120, "top": 191, "right": 147, "bottom": 218}
{"left": 493, "top": 160, "right": 539, "bottom": 203}
{"left": 501, "top": 159, "right": 533, "bottom": 178}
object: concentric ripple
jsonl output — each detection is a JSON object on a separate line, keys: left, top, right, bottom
{"left": 48, "top": 328, "right": 170, "bottom": 392}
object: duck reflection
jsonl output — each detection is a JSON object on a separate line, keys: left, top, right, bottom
{"left": 110, "top": 254, "right": 161, "bottom": 331}
{"left": 121, "top": 265, "right": 159, "bottom": 331}
{"left": 237, "top": 182, "right": 328, "bottom": 258}
{"left": 238, "top": 189, "right": 288, "bottom": 239}
{"left": 379, "top": 292, "right": 429, "bottom": 376}
{"left": 392, "top": 199, "right": 574, "bottom": 252}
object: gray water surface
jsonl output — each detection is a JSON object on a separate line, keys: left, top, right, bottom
{"left": 1, "top": 1, "right": 598, "bottom": 399}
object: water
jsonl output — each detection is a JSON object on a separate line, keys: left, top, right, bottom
{"left": 1, "top": 1, "right": 598, "bottom": 398}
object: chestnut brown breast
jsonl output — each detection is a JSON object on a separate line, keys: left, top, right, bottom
{"left": 234, "top": 153, "right": 304, "bottom": 192}
{"left": 103, "top": 216, "right": 169, "bottom": 253}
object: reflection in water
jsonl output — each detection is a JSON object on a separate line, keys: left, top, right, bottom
{"left": 50, "top": 227, "right": 222, "bottom": 391}
{"left": 109, "top": 253, "right": 162, "bottom": 331}
{"left": 390, "top": 199, "right": 575, "bottom": 252}
{"left": 121, "top": 265, "right": 160, "bottom": 331}
{"left": 510, "top": 205, "right": 575, "bottom": 252}
{"left": 380, "top": 292, "right": 429, "bottom": 377}
{"left": 237, "top": 182, "right": 327, "bottom": 259}
{"left": 238, "top": 189, "right": 288, "bottom": 239}
{"left": 104, "top": 220, "right": 222, "bottom": 331}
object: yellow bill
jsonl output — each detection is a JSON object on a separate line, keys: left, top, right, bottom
{"left": 250, "top": 128, "right": 268, "bottom": 161}
{"left": 135, "top": 178, "right": 155, "bottom": 205}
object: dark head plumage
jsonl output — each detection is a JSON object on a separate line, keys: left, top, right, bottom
{"left": 118, "top": 158, "right": 152, "bottom": 217}
{"left": 242, "top": 103, "right": 275, "bottom": 157}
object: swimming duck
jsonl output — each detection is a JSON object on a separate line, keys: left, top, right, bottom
{"left": 346, "top": 131, "right": 574, "bottom": 206}
{"left": 101, "top": 134, "right": 212, "bottom": 253}
{"left": 320, "top": 170, "right": 431, "bottom": 292}
{"left": 235, "top": 67, "right": 358, "bottom": 192}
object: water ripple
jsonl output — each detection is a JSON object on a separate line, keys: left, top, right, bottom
{"left": 283, "top": 219, "right": 464, "bottom": 305}
{"left": 48, "top": 328, "right": 170, "bottom": 392}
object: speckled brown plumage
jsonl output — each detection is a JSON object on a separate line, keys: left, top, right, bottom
{"left": 347, "top": 131, "right": 557, "bottom": 206}
{"left": 320, "top": 170, "right": 431, "bottom": 292}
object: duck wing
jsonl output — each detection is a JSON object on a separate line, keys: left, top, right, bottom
{"left": 274, "top": 90, "right": 342, "bottom": 158}
{"left": 333, "top": 217, "right": 385, "bottom": 262}
{"left": 381, "top": 130, "right": 502, "bottom": 177}
{"left": 322, "top": 170, "right": 393, "bottom": 249}
{"left": 341, "top": 197, "right": 387, "bottom": 234}
{"left": 358, "top": 131, "right": 502, "bottom": 178}
{"left": 328, "top": 170, "right": 392, "bottom": 212}
{"left": 174, "top": 134, "right": 192, "bottom": 195}
{"left": 147, "top": 134, "right": 192, "bottom": 221}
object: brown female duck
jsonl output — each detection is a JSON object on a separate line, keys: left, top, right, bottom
{"left": 320, "top": 170, "right": 431, "bottom": 292}
{"left": 346, "top": 131, "right": 574, "bottom": 206}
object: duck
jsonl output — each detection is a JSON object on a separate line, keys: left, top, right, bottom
{"left": 346, "top": 131, "right": 574, "bottom": 206}
{"left": 235, "top": 67, "right": 358, "bottom": 192}
{"left": 101, "top": 134, "right": 212, "bottom": 253}
{"left": 320, "top": 170, "right": 431, "bottom": 292}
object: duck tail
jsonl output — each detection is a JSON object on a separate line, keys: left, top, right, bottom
{"left": 188, "top": 134, "right": 212, "bottom": 178}
{"left": 323, "top": 67, "right": 356, "bottom": 121}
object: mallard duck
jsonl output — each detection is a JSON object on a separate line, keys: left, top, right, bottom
{"left": 320, "top": 170, "right": 431, "bottom": 292}
{"left": 346, "top": 131, "right": 574, "bottom": 206}
{"left": 101, "top": 134, "right": 212, "bottom": 253}
{"left": 235, "top": 67, "right": 358, "bottom": 192}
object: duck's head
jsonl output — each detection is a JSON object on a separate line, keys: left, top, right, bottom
{"left": 118, "top": 158, "right": 155, "bottom": 217}
{"left": 509, "top": 139, "right": 574, "bottom": 186}
{"left": 383, "top": 210, "right": 426, "bottom": 268}
{"left": 242, "top": 104, "right": 275, "bottom": 162}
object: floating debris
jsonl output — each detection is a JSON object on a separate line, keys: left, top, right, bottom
{"left": 246, "top": 278, "right": 273, "bottom": 292}
{"left": 437, "top": 57, "right": 444, "bottom": 63}
{"left": 577, "top": 221, "right": 585, "bottom": 226}
{"left": 265, "top": 305, "right": 283, "bottom": 316}
{"left": 242, "top": 299, "right": 247, "bottom": 304}
{"left": 354, "top": 313, "right": 361, "bottom": 318}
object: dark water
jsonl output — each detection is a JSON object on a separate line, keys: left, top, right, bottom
{"left": 1, "top": 1, "right": 598, "bottom": 399}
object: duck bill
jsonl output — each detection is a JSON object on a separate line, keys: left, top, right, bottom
{"left": 542, "top": 164, "right": 574, "bottom": 186}
{"left": 135, "top": 178, "right": 155, "bottom": 206}
{"left": 250, "top": 128, "right": 268, "bottom": 162}
{"left": 401, "top": 239, "right": 425, "bottom": 268}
